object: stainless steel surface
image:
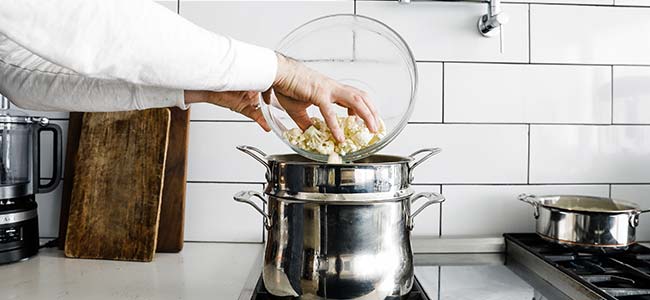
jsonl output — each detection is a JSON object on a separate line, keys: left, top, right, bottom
{"left": 1, "top": 95, "right": 9, "bottom": 111}
{"left": 234, "top": 191, "right": 444, "bottom": 299}
{"left": 0, "top": 183, "right": 30, "bottom": 200}
{"left": 519, "top": 194, "right": 649, "bottom": 248}
{"left": 412, "top": 236, "right": 506, "bottom": 254}
{"left": 237, "top": 145, "right": 441, "bottom": 201}
{"left": 240, "top": 245, "right": 538, "bottom": 300}
{"left": 236, "top": 145, "right": 444, "bottom": 299}
{"left": 506, "top": 238, "right": 605, "bottom": 300}
{"left": 408, "top": 192, "right": 445, "bottom": 230}
{"left": 478, "top": 0, "right": 508, "bottom": 53}
{"left": 0, "top": 209, "right": 37, "bottom": 225}
{"left": 233, "top": 190, "right": 272, "bottom": 229}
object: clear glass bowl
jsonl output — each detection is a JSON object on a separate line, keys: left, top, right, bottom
{"left": 261, "top": 14, "right": 417, "bottom": 162}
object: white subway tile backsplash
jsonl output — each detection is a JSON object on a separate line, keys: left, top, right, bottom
{"left": 444, "top": 64, "right": 611, "bottom": 124}
{"left": 613, "top": 66, "right": 650, "bottom": 124}
{"left": 190, "top": 103, "right": 248, "bottom": 121}
{"left": 382, "top": 124, "right": 528, "bottom": 184}
{"left": 531, "top": 5, "right": 650, "bottom": 65}
{"left": 530, "top": 125, "right": 650, "bottom": 183}
{"left": 157, "top": 0, "right": 178, "bottom": 12}
{"left": 509, "top": 0, "right": 612, "bottom": 4}
{"left": 357, "top": 1, "right": 529, "bottom": 62}
{"left": 610, "top": 185, "right": 650, "bottom": 241}
{"left": 441, "top": 185, "right": 609, "bottom": 236}
{"left": 411, "top": 63, "right": 443, "bottom": 123}
{"left": 26, "top": 0, "right": 650, "bottom": 243}
{"left": 12, "top": 108, "right": 69, "bottom": 119}
{"left": 411, "top": 185, "right": 442, "bottom": 237}
{"left": 616, "top": 0, "right": 650, "bottom": 6}
{"left": 185, "top": 183, "right": 264, "bottom": 242}
{"left": 187, "top": 122, "right": 290, "bottom": 182}
{"left": 180, "top": 1, "right": 352, "bottom": 50}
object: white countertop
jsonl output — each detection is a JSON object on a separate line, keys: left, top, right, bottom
{"left": 0, "top": 242, "right": 263, "bottom": 300}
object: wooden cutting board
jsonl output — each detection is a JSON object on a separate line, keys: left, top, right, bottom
{"left": 58, "top": 112, "right": 83, "bottom": 250}
{"left": 156, "top": 107, "right": 189, "bottom": 252}
{"left": 59, "top": 109, "right": 189, "bottom": 253}
{"left": 64, "top": 109, "right": 170, "bottom": 262}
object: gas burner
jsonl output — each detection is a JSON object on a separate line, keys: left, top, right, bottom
{"left": 506, "top": 233, "right": 650, "bottom": 300}
{"left": 249, "top": 275, "right": 431, "bottom": 300}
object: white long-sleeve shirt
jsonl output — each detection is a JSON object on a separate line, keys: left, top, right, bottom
{"left": 0, "top": 0, "right": 277, "bottom": 111}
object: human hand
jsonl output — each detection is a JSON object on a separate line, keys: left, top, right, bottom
{"left": 184, "top": 90, "right": 270, "bottom": 131}
{"left": 265, "top": 53, "right": 379, "bottom": 142}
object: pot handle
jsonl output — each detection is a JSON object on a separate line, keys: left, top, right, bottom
{"left": 233, "top": 190, "right": 272, "bottom": 229}
{"left": 408, "top": 192, "right": 445, "bottom": 230}
{"left": 237, "top": 145, "right": 270, "bottom": 175}
{"left": 408, "top": 148, "right": 442, "bottom": 181}
{"left": 409, "top": 148, "right": 442, "bottom": 171}
{"left": 630, "top": 209, "right": 650, "bottom": 228}
{"left": 518, "top": 194, "right": 540, "bottom": 219}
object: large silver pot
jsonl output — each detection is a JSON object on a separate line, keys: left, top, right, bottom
{"left": 233, "top": 146, "right": 444, "bottom": 300}
{"left": 519, "top": 194, "right": 650, "bottom": 249}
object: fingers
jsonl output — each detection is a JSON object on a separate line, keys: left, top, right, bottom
{"left": 319, "top": 103, "right": 344, "bottom": 142}
{"left": 240, "top": 105, "right": 271, "bottom": 132}
{"left": 261, "top": 90, "right": 272, "bottom": 105}
{"left": 359, "top": 92, "right": 380, "bottom": 130}
{"left": 276, "top": 93, "right": 313, "bottom": 130}
{"left": 333, "top": 89, "right": 378, "bottom": 133}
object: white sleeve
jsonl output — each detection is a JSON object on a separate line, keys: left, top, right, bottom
{"left": 0, "top": 35, "right": 185, "bottom": 112}
{"left": 0, "top": 0, "right": 277, "bottom": 93}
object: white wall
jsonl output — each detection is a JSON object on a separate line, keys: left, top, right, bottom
{"left": 25, "top": 0, "right": 650, "bottom": 243}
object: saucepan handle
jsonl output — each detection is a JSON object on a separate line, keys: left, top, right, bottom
{"left": 408, "top": 148, "right": 442, "bottom": 181}
{"left": 518, "top": 194, "right": 541, "bottom": 219}
{"left": 236, "top": 145, "right": 270, "bottom": 176}
{"left": 408, "top": 192, "right": 445, "bottom": 230}
{"left": 233, "top": 190, "right": 273, "bottom": 229}
{"left": 630, "top": 209, "right": 650, "bottom": 228}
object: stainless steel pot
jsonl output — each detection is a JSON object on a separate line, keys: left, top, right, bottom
{"left": 234, "top": 146, "right": 444, "bottom": 300}
{"left": 519, "top": 194, "right": 650, "bottom": 249}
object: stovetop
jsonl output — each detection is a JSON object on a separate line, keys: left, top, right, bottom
{"left": 505, "top": 233, "right": 650, "bottom": 300}
{"left": 250, "top": 275, "right": 431, "bottom": 300}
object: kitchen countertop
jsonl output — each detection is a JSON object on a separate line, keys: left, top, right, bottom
{"left": 0, "top": 242, "right": 263, "bottom": 300}
{"left": 4, "top": 240, "right": 649, "bottom": 300}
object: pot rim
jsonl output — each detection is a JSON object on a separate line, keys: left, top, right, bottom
{"left": 532, "top": 195, "right": 641, "bottom": 214}
{"left": 265, "top": 189, "right": 414, "bottom": 203}
{"left": 265, "top": 153, "right": 415, "bottom": 166}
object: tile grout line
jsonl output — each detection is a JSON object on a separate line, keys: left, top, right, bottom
{"left": 528, "top": 3, "right": 533, "bottom": 64}
{"left": 609, "top": 184, "right": 612, "bottom": 198}
{"left": 190, "top": 120, "right": 650, "bottom": 126}
{"left": 611, "top": 65, "right": 615, "bottom": 125}
{"left": 439, "top": 186, "right": 443, "bottom": 237}
{"left": 437, "top": 266, "right": 442, "bottom": 300}
{"left": 414, "top": 60, "right": 650, "bottom": 67}
{"left": 183, "top": 182, "right": 645, "bottom": 186}
{"left": 527, "top": 124, "right": 531, "bottom": 184}
{"left": 441, "top": 62, "right": 445, "bottom": 123}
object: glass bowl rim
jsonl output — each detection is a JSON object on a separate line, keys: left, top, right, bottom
{"left": 260, "top": 13, "right": 418, "bottom": 162}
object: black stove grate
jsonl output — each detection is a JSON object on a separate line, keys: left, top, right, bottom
{"left": 505, "top": 233, "right": 650, "bottom": 300}
{"left": 250, "top": 275, "right": 430, "bottom": 300}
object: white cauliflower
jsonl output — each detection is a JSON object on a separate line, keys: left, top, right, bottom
{"left": 283, "top": 116, "right": 386, "bottom": 157}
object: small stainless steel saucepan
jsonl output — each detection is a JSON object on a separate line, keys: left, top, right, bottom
{"left": 519, "top": 194, "right": 650, "bottom": 249}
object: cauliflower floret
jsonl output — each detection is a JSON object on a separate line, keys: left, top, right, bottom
{"left": 284, "top": 115, "right": 386, "bottom": 158}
